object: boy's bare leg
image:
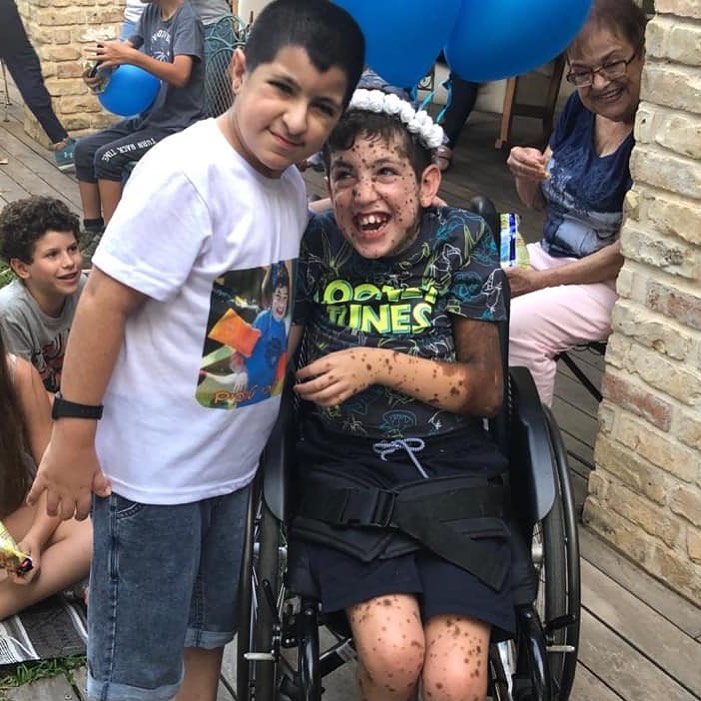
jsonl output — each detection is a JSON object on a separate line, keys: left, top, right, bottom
{"left": 175, "top": 646, "right": 224, "bottom": 701}
{"left": 97, "top": 179, "right": 123, "bottom": 225}
{"left": 78, "top": 181, "right": 102, "bottom": 221}
{"left": 422, "top": 615, "right": 491, "bottom": 701}
{"left": 0, "top": 505, "right": 91, "bottom": 620}
{"left": 347, "top": 594, "right": 424, "bottom": 701}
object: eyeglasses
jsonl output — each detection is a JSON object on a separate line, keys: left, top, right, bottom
{"left": 565, "top": 48, "right": 640, "bottom": 88}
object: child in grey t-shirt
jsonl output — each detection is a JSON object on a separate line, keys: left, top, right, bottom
{"left": 0, "top": 197, "right": 85, "bottom": 393}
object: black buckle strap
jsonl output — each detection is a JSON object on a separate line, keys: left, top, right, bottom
{"left": 339, "top": 488, "right": 396, "bottom": 528}
{"left": 298, "top": 477, "right": 510, "bottom": 591}
{"left": 303, "top": 487, "right": 397, "bottom": 528}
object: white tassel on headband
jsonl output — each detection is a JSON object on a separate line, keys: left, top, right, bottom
{"left": 348, "top": 89, "right": 446, "bottom": 151}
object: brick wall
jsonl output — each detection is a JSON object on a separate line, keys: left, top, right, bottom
{"left": 18, "top": 0, "right": 123, "bottom": 143}
{"left": 583, "top": 1, "right": 701, "bottom": 603}
{"left": 18, "top": 0, "right": 240, "bottom": 144}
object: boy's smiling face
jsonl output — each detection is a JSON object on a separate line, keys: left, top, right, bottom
{"left": 10, "top": 230, "right": 81, "bottom": 316}
{"left": 225, "top": 46, "right": 348, "bottom": 178}
{"left": 327, "top": 133, "right": 441, "bottom": 259}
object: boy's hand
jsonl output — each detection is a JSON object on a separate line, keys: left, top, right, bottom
{"left": 82, "top": 66, "right": 104, "bottom": 92}
{"left": 507, "top": 146, "right": 549, "bottom": 182}
{"left": 294, "top": 349, "right": 376, "bottom": 407}
{"left": 84, "top": 40, "right": 135, "bottom": 68}
{"left": 27, "top": 432, "right": 111, "bottom": 521}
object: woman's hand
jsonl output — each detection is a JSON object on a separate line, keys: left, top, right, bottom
{"left": 9, "top": 538, "right": 40, "bottom": 585}
{"left": 507, "top": 146, "right": 549, "bottom": 183}
{"left": 294, "top": 348, "right": 376, "bottom": 407}
{"left": 504, "top": 265, "right": 547, "bottom": 297}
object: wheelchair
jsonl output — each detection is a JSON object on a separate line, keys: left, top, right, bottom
{"left": 236, "top": 200, "right": 581, "bottom": 701}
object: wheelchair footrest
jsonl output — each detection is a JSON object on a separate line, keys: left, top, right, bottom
{"left": 244, "top": 652, "right": 276, "bottom": 661}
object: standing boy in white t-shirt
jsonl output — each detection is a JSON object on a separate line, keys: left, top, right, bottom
{"left": 28, "top": 1, "right": 365, "bottom": 699}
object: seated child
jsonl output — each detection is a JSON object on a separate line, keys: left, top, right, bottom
{"left": 290, "top": 89, "right": 512, "bottom": 701}
{"left": 0, "top": 197, "right": 85, "bottom": 393}
{"left": 74, "top": 0, "right": 204, "bottom": 238}
{"left": 0, "top": 331, "right": 91, "bottom": 620}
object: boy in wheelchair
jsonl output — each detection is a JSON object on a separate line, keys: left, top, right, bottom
{"left": 288, "top": 88, "right": 512, "bottom": 701}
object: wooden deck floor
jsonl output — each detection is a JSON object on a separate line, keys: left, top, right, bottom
{"left": 1, "top": 86, "right": 699, "bottom": 701}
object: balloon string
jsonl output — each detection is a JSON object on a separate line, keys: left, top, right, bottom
{"left": 435, "top": 77, "right": 452, "bottom": 124}
{"left": 418, "top": 90, "right": 435, "bottom": 113}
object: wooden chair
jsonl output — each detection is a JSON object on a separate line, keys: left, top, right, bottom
{"left": 420, "top": 56, "right": 570, "bottom": 150}
{"left": 495, "top": 53, "right": 567, "bottom": 149}
{"left": 556, "top": 340, "right": 607, "bottom": 404}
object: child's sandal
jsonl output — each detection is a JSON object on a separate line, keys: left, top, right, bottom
{"left": 435, "top": 145, "right": 453, "bottom": 172}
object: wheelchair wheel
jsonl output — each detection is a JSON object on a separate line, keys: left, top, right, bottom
{"left": 532, "top": 408, "right": 581, "bottom": 700}
{"left": 237, "top": 479, "right": 285, "bottom": 701}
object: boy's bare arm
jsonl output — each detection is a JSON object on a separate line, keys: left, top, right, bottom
{"left": 86, "top": 41, "right": 194, "bottom": 87}
{"left": 27, "top": 268, "right": 147, "bottom": 521}
{"left": 14, "top": 358, "right": 52, "bottom": 465}
{"left": 294, "top": 317, "right": 503, "bottom": 418}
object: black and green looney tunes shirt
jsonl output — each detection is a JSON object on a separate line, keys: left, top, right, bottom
{"left": 294, "top": 206, "right": 507, "bottom": 439}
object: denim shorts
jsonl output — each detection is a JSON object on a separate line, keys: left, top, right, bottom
{"left": 86, "top": 486, "right": 250, "bottom": 701}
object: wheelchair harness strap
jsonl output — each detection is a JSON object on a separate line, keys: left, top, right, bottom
{"left": 297, "top": 477, "right": 509, "bottom": 591}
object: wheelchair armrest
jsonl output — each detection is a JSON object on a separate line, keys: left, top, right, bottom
{"left": 508, "top": 366, "right": 557, "bottom": 524}
{"left": 259, "top": 379, "right": 297, "bottom": 523}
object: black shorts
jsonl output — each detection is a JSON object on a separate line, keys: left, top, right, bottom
{"left": 293, "top": 421, "right": 515, "bottom": 641}
{"left": 298, "top": 539, "right": 515, "bottom": 642}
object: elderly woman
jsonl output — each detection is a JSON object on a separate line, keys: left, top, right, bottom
{"left": 506, "top": 0, "right": 647, "bottom": 406}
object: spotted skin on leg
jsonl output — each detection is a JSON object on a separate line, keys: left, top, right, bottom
{"left": 422, "top": 614, "right": 490, "bottom": 701}
{"left": 347, "top": 594, "right": 424, "bottom": 701}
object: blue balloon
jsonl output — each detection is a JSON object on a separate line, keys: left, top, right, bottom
{"left": 98, "top": 64, "right": 160, "bottom": 117}
{"left": 333, "top": 0, "right": 462, "bottom": 88}
{"left": 444, "top": 0, "right": 593, "bottom": 82}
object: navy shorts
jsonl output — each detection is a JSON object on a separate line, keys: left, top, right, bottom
{"left": 87, "top": 486, "right": 250, "bottom": 701}
{"left": 300, "top": 539, "right": 515, "bottom": 642}
{"left": 293, "top": 422, "right": 515, "bottom": 641}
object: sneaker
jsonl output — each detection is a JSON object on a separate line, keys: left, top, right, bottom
{"left": 53, "top": 137, "right": 76, "bottom": 173}
{"left": 79, "top": 228, "right": 104, "bottom": 269}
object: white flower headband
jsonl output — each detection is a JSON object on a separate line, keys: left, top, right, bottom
{"left": 347, "top": 89, "right": 446, "bottom": 151}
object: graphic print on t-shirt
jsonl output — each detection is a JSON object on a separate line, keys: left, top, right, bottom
{"left": 196, "top": 261, "right": 293, "bottom": 409}
{"left": 150, "top": 26, "right": 173, "bottom": 63}
{"left": 34, "top": 332, "right": 68, "bottom": 393}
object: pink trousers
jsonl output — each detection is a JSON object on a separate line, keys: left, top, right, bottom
{"left": 508, "top": 243, "right": 617, "bottom": 406}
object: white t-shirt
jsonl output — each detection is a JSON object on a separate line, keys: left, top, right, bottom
{"left": 92, "top": 118, "right": 307, "bottom": 504}
{"left": 125, "top": 0, "right": 230, "bottom": 25}
{"left": 124, "top": 0, "right": 145, "bottom": 24}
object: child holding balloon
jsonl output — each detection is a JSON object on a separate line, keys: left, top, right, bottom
{"left": 73, "top": 0, "right": 205, "bottom": 244}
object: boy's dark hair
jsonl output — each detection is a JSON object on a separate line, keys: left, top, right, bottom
{"left": 0, "top": 196, "right": 80, "bottom": 264}
{"left": 261, "top": 262, "right": 290, "bottom": 305}
{"left": 570, "top": 0, "right": 647, "bottom": 54}
{"left": 245, "top": 0, "right": 365, "bottom": 108}
{"left": 322, "top": 108, "right": 433, "bottom": 180}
